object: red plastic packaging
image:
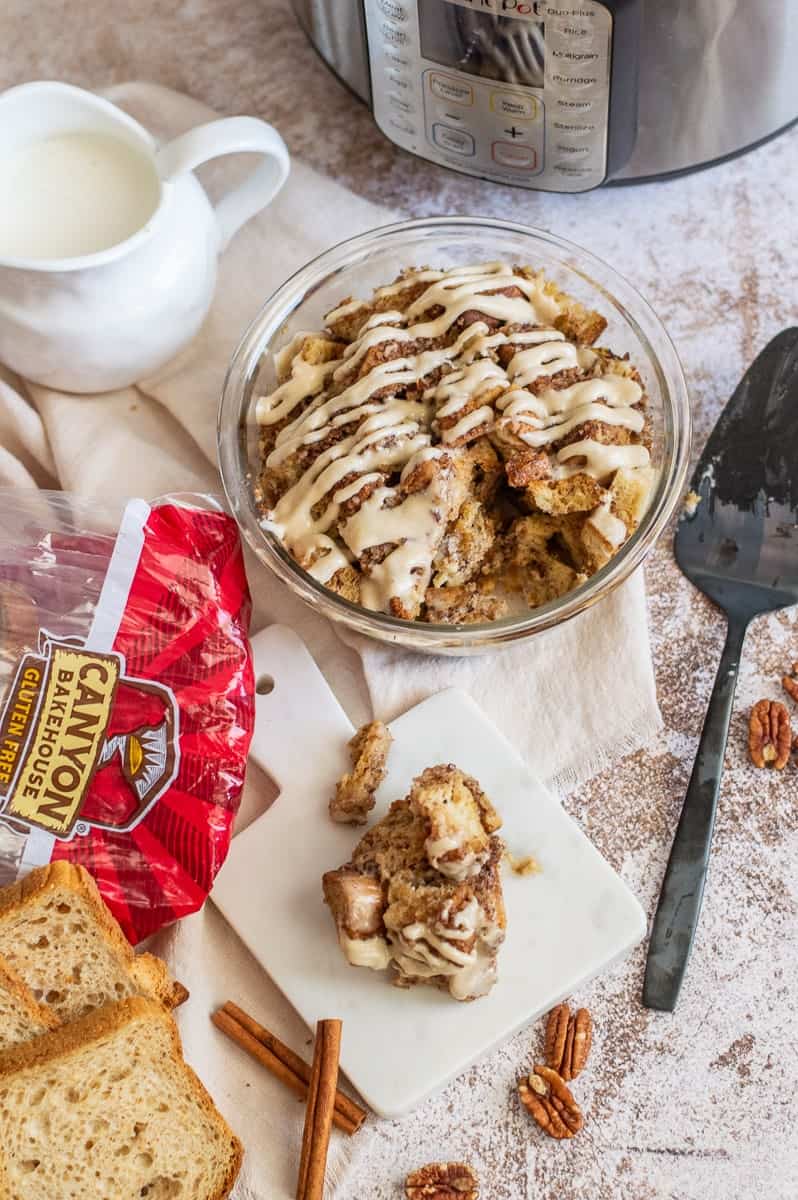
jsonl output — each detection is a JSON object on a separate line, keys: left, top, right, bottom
{"left": 0, "top": 494, "right": 254, "bottom": 943}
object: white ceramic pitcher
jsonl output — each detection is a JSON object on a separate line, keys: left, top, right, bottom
{"left": 0, "top": 81, "right": 290, "bottom": 393}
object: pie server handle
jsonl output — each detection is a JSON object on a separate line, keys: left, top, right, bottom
{"left": 642, "top": 613, "right": 749, "bottom": 1012}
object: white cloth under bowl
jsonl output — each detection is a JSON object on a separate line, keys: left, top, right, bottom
{"left": 0, "top": 83, "right": 661, "bottom": 1199}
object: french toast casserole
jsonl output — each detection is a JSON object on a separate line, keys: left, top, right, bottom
{"left": 255, "top": 262, "right": 654, "bottom": 623}
{"left": 323, "top": 764, "right": 506, "bottom": 1002}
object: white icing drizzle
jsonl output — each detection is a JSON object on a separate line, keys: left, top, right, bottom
{"left": 555, "top": 439, "right": 650, "bottom": 480}
{"left": 586, "top": 499, "right": 628, "bottom": 549}
{"left": 373, "top": 267, "right": 445, "bottom": 300}
{"left": 426, "top": 832, "right": 489, "bottom": 881}
{"left": 333, "top": 471, "right": 384, "bottom": 506}
{"left": 443, "top": 405, "right": 494, "bottom": 446}
{"left": 506, "top": 401, "right": 645, "bottom": 445}
{"left": 339, "top": 932, "right": 392, "bottom": 970}
{"left": 256, "top": 262, "right": 650, "bottom": 611}
{"left": 342, "top": 485, "right": 440, "bottom": 558}
{"left": 433, "top": 359, "right": 506, "bottom": 419}
{"left": 270, "top": 414, "right": 429, "bottom": 582}
{"left": 333, "top": 318, "right": 410, "bottom": 379}
{"left": 508, "top": 338, "right": 595, "bottom": 386}
{"left": 385, "top": 896, "right": 503, "bottom": 1000}
{"left": 341, "top": 447, "right": 458, "bottom": 612}
{"left": 325, "top": 295, "right": 368, "bottom": 322}
{"left": 255, "top": 352, "right": 337, "bottom": 427}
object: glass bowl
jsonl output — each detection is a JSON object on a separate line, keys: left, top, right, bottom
{"left": 218, "top": 217, "right": 690, "bottom": 654}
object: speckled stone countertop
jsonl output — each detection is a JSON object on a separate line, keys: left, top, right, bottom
{"left": 3, "top": 2, "right": 797, "bottom": 1196}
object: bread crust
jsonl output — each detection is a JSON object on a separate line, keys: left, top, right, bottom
{"left": 0, "top": 862, "right": 187, "bottom": 1010}
{"left": 0, "top": 954, "right": 59, "bottom": 1036}
{"left": 0, "top": 996, "right": 243, "bottom": 1200}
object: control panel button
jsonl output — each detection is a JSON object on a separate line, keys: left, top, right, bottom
{"left": 546, "top": 18, "right": 596, "bottom": 41}
{"left": 491, "top": 141, "right": 537, "bottom": 170}
{"left": 548, "top": 70, "right": 603, "bottom": 92}
{"left": 386, "top": 69, "right": 411, "bottom": 91}
{"left": 388, "top": 116, "right": 416, "bottom": 136}
{"left": 553, "top": 96, "right": 595, "bottom": 115}
{"left": 549, "top": 46, "right": 602, "bottom": 68}
{"left": 433, "top": 123, "right": 476, "bottom": 156}
{"left": 552, "top": 119, "right": 596, "bottom": 137}
{"left": 384, "top": 50, "right": 411, "bottom": 69}
{"left": 553, "top": 141, "right": 592, "bottom": 157}
{"left": 388, "top": 93, "right": 415, "bottom": 115}
{"left": 429, "top": 73, "right": 474, "bottom": 106}
{"left": 434, "top": 107, "right": 467, "bottom": 126}
{"left": 552, "top": 162, "right": 601, "bottom": 180}
{"left": 381, "top": 23, "right": 409, "bottom": 47}
{"left": 490, "top": 91, "right": 539, "bottom": 121}
{"left": 377, "top": 0, "right": 407, "bottom": 20}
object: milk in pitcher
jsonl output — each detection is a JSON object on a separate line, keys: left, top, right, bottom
{"left": 0, "top": 132, "right": 160, "bottom": 260}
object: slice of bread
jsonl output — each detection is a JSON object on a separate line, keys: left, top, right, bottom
{"left": 0, "top": 955, "right": 58, "bottom": 1050}
{"left": 0, "top": 996, "right": 242, "bottom": 1200}
{"left": 0, "top": 862, "right": 187, "bottom": 1023}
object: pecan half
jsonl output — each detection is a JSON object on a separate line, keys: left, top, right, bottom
{"left": 545, "top": 1003, "right": 593, "bottom": 1082}
{"left": 782, "top": 663, "right": 798, "bottom": 704}
{"left": 518, "top": 1065, "right": 583, "bottom": 1139}
{"left": 748, "top": 699, "right": 792, "bottom": 769}
{"left": 544, "top": 1004, "right": 570, "bottom": 1075}
{"left": 405, "top": 1162, "right": 480, "bottom": 1199}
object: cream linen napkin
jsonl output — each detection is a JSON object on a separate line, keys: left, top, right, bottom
{"left": 0, "top": 82, "right": 662, "bottom": 1198}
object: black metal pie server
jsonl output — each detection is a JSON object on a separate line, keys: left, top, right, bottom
{"left": 643, "top": 328, "right": 798, "bottom": 1012}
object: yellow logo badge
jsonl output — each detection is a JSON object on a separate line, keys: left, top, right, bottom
{"left": 0, "top": 634, "right": 177, "bottom": 839}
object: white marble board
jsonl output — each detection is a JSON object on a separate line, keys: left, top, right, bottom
{"left": 211, "top": 624, "right": 646, "bottom": 1117}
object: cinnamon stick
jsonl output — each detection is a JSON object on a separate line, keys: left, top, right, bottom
{"left": 296, "top": 1019, "right": 341, "bottom": 1200}
{"left": 296, "top": 1021, "right": 324, "bottom": 1200}
{"left": 211, "top": 1004, "right": 365, "bottom": 1135}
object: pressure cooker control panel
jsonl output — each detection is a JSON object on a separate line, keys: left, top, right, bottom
{"left": 364, "top": 0, "right": 614, "bottom": 192}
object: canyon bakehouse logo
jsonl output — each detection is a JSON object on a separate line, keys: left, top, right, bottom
{"left": 0, "top": 633, "right": 179, "bottom": 839}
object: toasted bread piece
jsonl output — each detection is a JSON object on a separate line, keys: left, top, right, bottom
{"left": 606, "top": 465, "right": 655, "bottom": 533}
{"left": 350, "top": 797, "right": 429, "bottom": 880}
{"left": 256, "top": 333, "right": 344, "bottom": 499}
{"left": 554, "top": 512, "right": 593, "bottom": 574}
{"left": 520, "top": 557, "right": 587, "bottom": 607}
{"left": 384, "top": 838, "right": 506, "bottom": 1000}
{"left": 322, "top": 868, "right": 385, "bottom": 939}
{"left": 409, "top": 765, "right": 501, "bottom": 881}
{"left": 326, "top": 563, "right": 362, "bottom": 605}
{"left": 579, "top": 466, "right": 654, "bottom": 570}
{"left": 0, "top": 862, "right": 187, "bottom": 1022}
{"left": 324, "top": 766, "right": 506, "bottom": 1000}
{"left": 496, "top": 512, "right": 561, "bottom": 561}
{"left": 523, "top": 474, "right": 608, "bottom": 517}
{"left": 0, "top": 955, "right": 58, "bottom": 1050}
{"left": 0, "top": 996, "right": 242, "bottom": 1200}
{"left": 504, "top": 447, "right": 551, "bottom": 489}
{"left": 348, "top": 453, "right": 472, "bottom": 620}
{"left": 460, "top": 437, "right": 505, "bottom": 504}
{"left": 322, "top": 868, "right": 392, "bottom": 969}
{"left": 324, "top": 297, "right": 371, "bottom": 342}
{"left": 330, "top": 721, "right": 393, "bottom": 825}
{"left": 423, "top": 582, "right": 508, "bottom": 625}
{"left": 432, "top": 500, "right": 497, "bottom": 587}
{"left": 527, "top": 270, "right": 608, "bottom": 345}
{"left": 487, "top": 515, "right": 588, "bottom": 607}
{"left": 272, "top": 332, "right": 344, "bottom": 389}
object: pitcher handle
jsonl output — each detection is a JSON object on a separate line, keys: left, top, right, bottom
{"left": 155, "top": 116, "right": 290, "bottom": 252}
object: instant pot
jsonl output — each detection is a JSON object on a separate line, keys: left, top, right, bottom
{"left": 291, "top": 0, "right": 798, "bottom": 192}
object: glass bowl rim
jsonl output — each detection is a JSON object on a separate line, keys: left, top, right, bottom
{"left": 218, "top": 215, "right": 691, "bottom": 650}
